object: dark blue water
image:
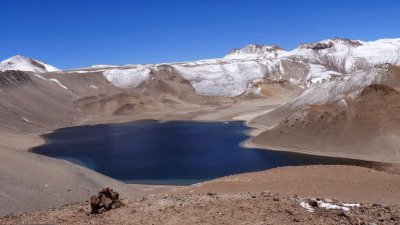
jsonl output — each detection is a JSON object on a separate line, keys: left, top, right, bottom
{"left": 31, "top": 120, "right": 369, "bottom": 185}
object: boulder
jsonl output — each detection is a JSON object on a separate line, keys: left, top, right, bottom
{"left": 90, "top": 187, "right": 124, "bottom": 214}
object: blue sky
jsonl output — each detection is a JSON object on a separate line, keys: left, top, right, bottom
{"left": 1, "top": 0, "right": 400, "bottom": 69}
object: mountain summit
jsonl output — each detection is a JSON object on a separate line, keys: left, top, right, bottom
{"left": 0, "top": 55, "right": 59, "bottom": 73}
{"left": 224, "top": 44, "right": 285, "bottom": 59}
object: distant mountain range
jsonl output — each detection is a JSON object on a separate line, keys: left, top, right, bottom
{"left": 2, "top": 38, "right": 399, "bottom": 97}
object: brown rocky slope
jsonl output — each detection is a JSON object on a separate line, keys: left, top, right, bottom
{"left": 250, "top": 65, "right": 400, "bottom": 163}
{"left": 250, "top": 84, "right": 400, "bottom": 163}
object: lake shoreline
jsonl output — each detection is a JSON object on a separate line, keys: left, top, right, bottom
{"left": 31, "top": 120, "right": 380, "bottom": 186}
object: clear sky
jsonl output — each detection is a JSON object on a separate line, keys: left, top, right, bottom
{"left": 1, "top": 0, "right": 400, "bottom": 69}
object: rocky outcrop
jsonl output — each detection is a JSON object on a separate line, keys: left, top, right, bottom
{"left": 90, "top": 187, "right": 124, "bottom": 214}
{"left": 307, "top": 42, "right": 334, "bottom": 50}
{"left": 0, "top": 70, "right": 32, "bottom": 89}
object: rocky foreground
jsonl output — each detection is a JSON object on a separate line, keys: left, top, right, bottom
{"left": 2, "top": 191, "right": 399, "bottom": 225}
{"left": 2, "top": 165, "right": 400, "bottom": 225}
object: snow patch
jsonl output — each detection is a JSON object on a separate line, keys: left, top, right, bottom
{"left": 342, "top": 203, "right": 361, "bottom": 207}
{"left": 306, "top": 64, "right": 342, "bottom": 87}
{"left": 65, "top": 69, "right": 106, "bottom": 74}
{"left": 318, "top": 201, "right": 350, "bottom": 211}
{"left": 49, "top": 78, "right": 68, "bottom": 90}
{"left": 32, "top": 74, "right": 47, "bottom": 80}
{"left": 300, "top": 200, "right": 360, "bottom": 213}
{"left": 91, "top": 64, "right": 119, "bottom": 68}
{"left": 22, "top": 117, "right": 32, "bottom": 123}
{"left": 300, "top": 201, "right": 315, "bottom": 213}
{"left": 337, "top": 98, "right": 348, "bottom": 108}
{"left": 103, "top": 66, "right": 151, "bottom": 88}
{"left": 173, "top": 60, "right": 268, "bottom": 96}
{"left": 287, "top": 67, "right": 384, "bottom": 110}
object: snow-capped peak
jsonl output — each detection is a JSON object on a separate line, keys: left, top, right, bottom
{"left": 0, "top": 55, "right": 60, "bottom": 73}
{"left": 100, "top": 37, "right": 400, "bottom": 97}
{"left": 224, "top": 44, "right": 285, "bottom": 59}
{"left": 281, "top": 37, "right": 400, "bottom": 73}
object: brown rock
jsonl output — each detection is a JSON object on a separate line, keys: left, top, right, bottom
{"left": 90, "top": 187, "right": 123, "bottom": 214}
{"left": 336, "top": 210, "right": 350, "bottom": 219}
{"left": 308, "top": 198, "right": 318, "bottom": 207}
{"left": 207, "top": 193, "right": 216, "bottom": 197}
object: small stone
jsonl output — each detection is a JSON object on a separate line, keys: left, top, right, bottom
{"left": 207, "top": 192, "right": 216, "bottom": 197}
{"left": 285, "top": 209, "right": 293, "bottom": 215}
{"left": 261, "top": 191, "right": 271, "bottom": 197}
{"left": 323, "top": 198, "right": 333, "bottom": 203}
{"left": 336, "top": 210, "right": 350, "bottom": 219}
{"left": 273, "top": 197, "right": 279, "bottom": 201}
{"left": 308, "top": 198, "right": 318, "bottom": 207}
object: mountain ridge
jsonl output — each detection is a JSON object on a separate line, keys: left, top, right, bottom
{"left": 1, "top": 37, "right": 400, "bottom": 98}
{"left": 0, "top": 55, "right": 59, "bottom": 73}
